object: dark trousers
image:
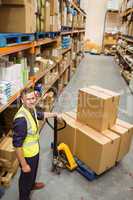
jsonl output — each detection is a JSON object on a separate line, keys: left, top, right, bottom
{"left": 19, "top": 153, "right": 39, "bottom": 200}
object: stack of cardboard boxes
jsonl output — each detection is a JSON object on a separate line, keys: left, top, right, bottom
{"left": 58, "top": 86, "right": 133, "bottom": 175}
{"left": 0, "top": 0, "right": 61, "bottom": 33}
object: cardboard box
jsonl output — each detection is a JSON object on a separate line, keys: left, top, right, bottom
{"left": 0, "top": 4, "right": 36, "bottom": 33}
{"left": 58, "top": 113, "right": 78, "bottom": 154}
{"left": 90, "top": 86, "right": 120, "bottom": 127}
{"left": 65, "top": 111, "right": 77, "bottom": 119}
{"left": 1, "top": 0, "right": 32, "bottom": 5}
{"left": 50, "top": 15, "right": 59, "bottom": 32}
{"left": 0, "top": 137, "right": 16, "bottom": 162}
{"left": 44, "top": 1, "right": 50, "bottom": 32}
{"left": 64, "top": 111, "right": 120, "bottom": 174}
{"left": 116, "top": 118, "right": 133, "bottom": 153}
{"left": 77, "top": 88, "right": 114, "bottom": 132}
{"left": 76, "top": 124, "right": 118, "bottom": 175}
{"left": 50, "top": 0, "right": 58, "bottom": 15}
{"left": 110, "top": 124, "right": 131, "bottom": 161}
{"left": 66, "top": 110, "right": 121, "bottom": 165}
{"left": 102, "top": 129, "right": 120, "bottom": 163}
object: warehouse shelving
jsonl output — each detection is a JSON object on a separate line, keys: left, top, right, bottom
{"left": 71, "top": 1, "right": 86, "bottom": 17}
{"left": 62, "top": 47, "right": 72, "bottom": 54}
{"left": 115, "top": 0, "right": 133, "bottom": 90}
{"left": 0, "top": 0, "right": 86, "bottom": 187}
{"left": 121, "top": 8, "right": 133, "bottom": 17}
{"left": 103, "top": 9, "right": 120, "bottom": 55}
{"left": 0, "top": 38, "right": 58, "bottom": 56}
{"left": 0, "top": 43, "right": 33, "bottom": 56}
{"left": 120, "top": 35, "right": 133, "bottom": 43}
{"left": 0, "top": 32, "right": 84, "bottom": 115}
{"left": 0, "top": 0, "right": 86, "bottom": 156}
{"left": 61, "top": 29, "right": 85, "bottom": 36}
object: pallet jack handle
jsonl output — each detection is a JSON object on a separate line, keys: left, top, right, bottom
{"left": 46, "top": 117, "right": 66, "bottom": 157}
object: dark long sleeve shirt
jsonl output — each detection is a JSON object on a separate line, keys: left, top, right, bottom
{"left": 13, "top": 111, "right": 44, "bottom": 148}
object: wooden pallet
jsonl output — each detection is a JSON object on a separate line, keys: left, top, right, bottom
{"left": 0, "top": 159, "right": 19, "bottom": 187}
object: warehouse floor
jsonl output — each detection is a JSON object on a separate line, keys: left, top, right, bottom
{"left": 2, "top": 54, "right": 133, "bottom": 200}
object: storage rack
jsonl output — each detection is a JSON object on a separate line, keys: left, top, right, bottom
{"left": 103, "top": 10, "right": 120, "bottom": 55}
{"left": 115, "top": 0, "right": 133, "bottom": 91}
{"left": 0, "top": 0, "right": 86, "bottom": 135}
{"left": 0, "top": 0, "right": 86, "bottom": 186}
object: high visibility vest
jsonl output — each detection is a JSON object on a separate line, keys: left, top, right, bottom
{"left": 14, "top": 105, "right": 40, "bottom": 158}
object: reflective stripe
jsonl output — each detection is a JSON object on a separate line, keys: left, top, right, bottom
{"left": 23, "top": 141, "right": 39, "bottom": 147}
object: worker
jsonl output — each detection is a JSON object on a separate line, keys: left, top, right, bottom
{"left": 12, "top": 87, "right": 61, "bottom": 200}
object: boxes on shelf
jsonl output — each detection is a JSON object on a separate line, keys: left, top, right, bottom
{"left": 1, "top": 0, "right": 33, "bottom": 5}
{"left": 61, "top": 2, "right": 67, "bottom": 26}
{"left": 77, "top": 87, "right": 120, "bottom": 132}
{"left": 67, "top": 13, "right": 73, "bottom": 27}
{"left": 0, "top": 81, "right": 12, "bottom": 105}
{"left": 44, "top": 72, "right": 58, "bottom": 89}
{"left": 62, "top": 36, "right": 71, "bottom": 49}
{"left": 35, "top": 57, "right": 49, "bottom": 73}
{"left": 50, "top": 0, "right": 59, "bottom": 16}
{"left": 50, "top": 15, "right": 59, "bottom": 32}
{"left": 0, "top": 3, "right": 36, "bottom": 33}
{"left": 44, "top": 0, "right": 51, "bottom": 32}
{"left": 52, "top": 48, "right": 62, "bottom": 59}
{"left": 0, "top": 59, "right": 29, "bottom": 94}
{"left": 38, "top": 91, "right": 55, "bottom": 112}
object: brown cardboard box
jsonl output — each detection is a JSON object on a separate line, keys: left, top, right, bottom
{"left": 0, "top": 4, "right": 36, "bottom": 33}
{"left": 44, "top": 1, "right": 50, "bottom": 32}
{"left": 0, "top": 137, "right": 16, "bottom": 162}
{"left": 90, "top": 86, "right": 120, "bottom": 127}
{"left": 102, "top": 129, "right": 120, "bottom": 163}
{"left": 1, "top": 0, "right": 32, "bottom": 5}
{"left": 50, "top": 15, "right": 59, "bottom": 32}
{"left": 77, "top": 88, "right": 113, "bottom": 132}
{"left": 60, "top": 111, "right": 120, "bottom": 174}
{"left": 65, "top": 111, "right": 121, "bottom": 164}
{"left": 116, "top": 119, "right": 133, "bottom": 153}
{"left": 50, "top": 0, "right": 58, "bottom": 15}
{"left": 76, "top": 124, "right": 118, "bottom": 175}
{"left": 110, "top": 124, "right": 131, "bottom": 161}
{"left": 65, "top": 111, "right": 77, "bottom": 119}
{"left": 58, "top": 113, "right": 78, "bottom": 155}
{"left": 116, "top": 119, "right": 133, "bottom": 134}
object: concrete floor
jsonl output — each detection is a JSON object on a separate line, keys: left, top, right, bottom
{"left": 2, "top": 54, "right": 133, "bottom": 200}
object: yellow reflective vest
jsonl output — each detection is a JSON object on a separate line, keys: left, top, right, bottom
{"left": 14, "top": 105, "right": 40, "bottom": 158}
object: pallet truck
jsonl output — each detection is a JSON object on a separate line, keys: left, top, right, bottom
{"left": 46, "top": 116, "right": 97, "bottom": 181}
{"left": 46, "top": 117, "right": 77, "bottom": 174}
